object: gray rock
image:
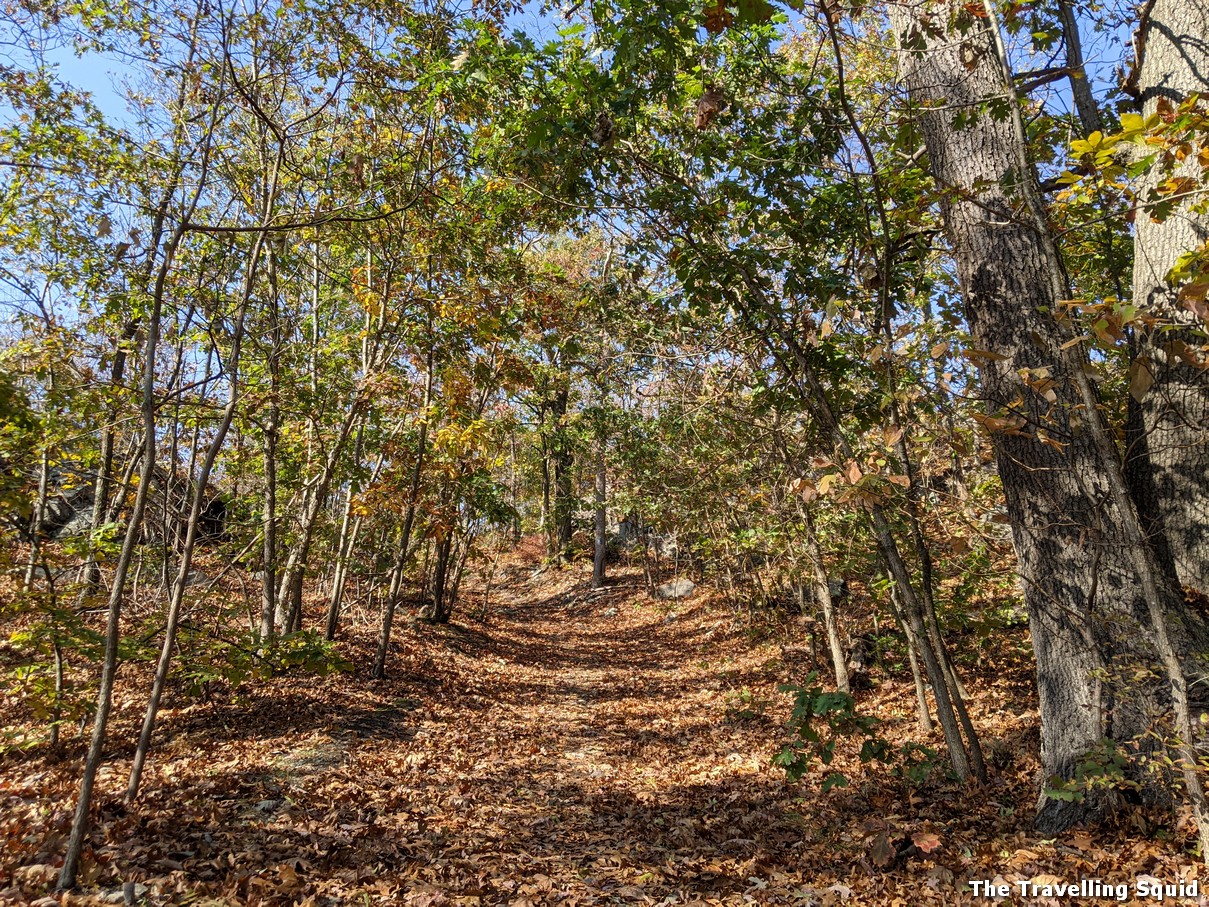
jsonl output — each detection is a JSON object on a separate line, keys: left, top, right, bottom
{"left": 602, "top": 607, "right": 618, "bottom": 617}
{"left": 655, "top": 577, "right": 696, "bottom": 600}
{"left": 184, "top": 571, "right": 209, "bottom": 587}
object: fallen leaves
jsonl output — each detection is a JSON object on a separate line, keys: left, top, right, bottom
{"left": 0, "top": 560, "right": 1201, "bottom": 906}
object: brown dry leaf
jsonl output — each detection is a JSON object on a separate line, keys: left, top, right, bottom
{"left": 701, "top": 0, "right": 733, "bottom": 33}
{"left": 1008, "top": 848, "right": 1041, "bottom": 868}
{"left": 0, "top": 552, "right": 1190, "bottom": 907}
{"left": 694, "top": 85, "right": 728, "bottom": 130}
{"left": 1069, "top": 832, "right": 1095, "bottom": 851}
{"left": 870, "top": 832, "right": 896, "bottom": 868}
{"left": 844, "top": 460, "right": 863, "bottom": 484}
{"left": 1129, "top": 358, "right": 1155, "bottom": 402}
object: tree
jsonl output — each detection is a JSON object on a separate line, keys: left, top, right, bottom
{"left": 888, "top": 0, "right": 1208, "bottom": 836}
{"left": 1124, "top": 0, "right": 1209, "bottom": 596}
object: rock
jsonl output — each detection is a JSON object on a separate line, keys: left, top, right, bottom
{"left": 602, "top": 607, "right": 618, "bottom": 617}
{"left": 664, "top": 612, "right": 676, "bottom": 623}
{"left": 184, "top": 571, "right": 209, "bottom": 587}
{"left": 655, "top": 577, "right": 695, "bottom": 600}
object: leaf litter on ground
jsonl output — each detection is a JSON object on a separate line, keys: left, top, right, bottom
{"left": 0, "top": 555, "right": 1203, "bottom": 905}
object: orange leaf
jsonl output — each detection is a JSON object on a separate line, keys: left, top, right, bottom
{"left": 912, "top": 830, "right": 942, "bottom": 853}
{"left": 844, "top": 460, "right": 864, "bottom": 484}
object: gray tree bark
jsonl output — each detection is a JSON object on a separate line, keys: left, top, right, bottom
{"left": 1125, "top": 0, "right": 1209, "bottom": 596}
{"left": 800, "top": 504, "right": 849, "bottom": 694}
{"left": 1057, "top": 0, "right": 1103, "bottom": 137}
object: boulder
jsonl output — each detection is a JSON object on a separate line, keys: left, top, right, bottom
{"left": 655, "top": 577, "right": 696, "bottom": 600}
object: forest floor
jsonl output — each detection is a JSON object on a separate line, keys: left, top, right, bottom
{"left": 1, "top": 553, "right": 1204, "bottom": 906}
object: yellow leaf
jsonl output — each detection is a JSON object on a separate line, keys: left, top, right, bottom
{"left": 1118, "top": 112, "right": 1144, "bottom": 132}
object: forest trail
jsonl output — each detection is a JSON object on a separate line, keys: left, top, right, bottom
{"left": 3, "top": 561, "right": 1196, "bottom": 906}
{"left": 321, "top": 563, "right": 824, "bottom": 905}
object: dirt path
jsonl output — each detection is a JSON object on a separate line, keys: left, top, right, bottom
{"left": 348, "top": 566, "right": 818, "bottom": 905}
{"left": 9, "top": 562, "right": 1175, "bottom": 907}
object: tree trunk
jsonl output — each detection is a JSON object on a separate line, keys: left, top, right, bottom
{"left": 259, "top": 285, "right": 280, "bottom": 642}
{"left": 324, "top": 425, "right": 372, "bottom": 640}
{"left": 126, "top": 261, "right": 256, "bottom": 801}
{"left": 889, "top": 0, "right": 1205, "bottom": 833}
{"left": 1125, "top": 0, "right": 1209, "bottom": 596}
{"left": 23, "top": 443, "right": 51, "bottom": 593}
{"left": 801, "top": 505, "right": 849, "bottom": 694}
{"left": 430, "top": 532, "right": 455, "bottom": 623}
{"left": 592, "top": 433, "right": 607, "bottom": 589}
{"left": 551, "top": 386, "right": 573, "bottom": 559}
{"left": 539, "top": 405, "right": 552, "bottom": 549}
{"left": 58, "top": 215, "right": 190, "bottom": 889}
{"left": 1057, "top": 0, "right": 1102, "bottom": 137}
{"left": 279, "top": 404, "right": 364, "bottom": 632}
{"left": 78, "top": 322, "right": 136, "bottom": 594}
{"left": 372, "top": 354, "right": 434, "bottom": 678}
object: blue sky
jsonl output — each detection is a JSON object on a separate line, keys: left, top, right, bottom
{"left": 9, "top": 0, "right": 1131, "bottom": 132}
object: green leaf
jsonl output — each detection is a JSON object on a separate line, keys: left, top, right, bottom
{"left": 821, "top": 772, "right": 849, "bottom": 792}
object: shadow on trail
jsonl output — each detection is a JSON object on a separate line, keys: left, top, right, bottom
{"left": 109, "top": 761, "right": 810, "bottom": 902}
